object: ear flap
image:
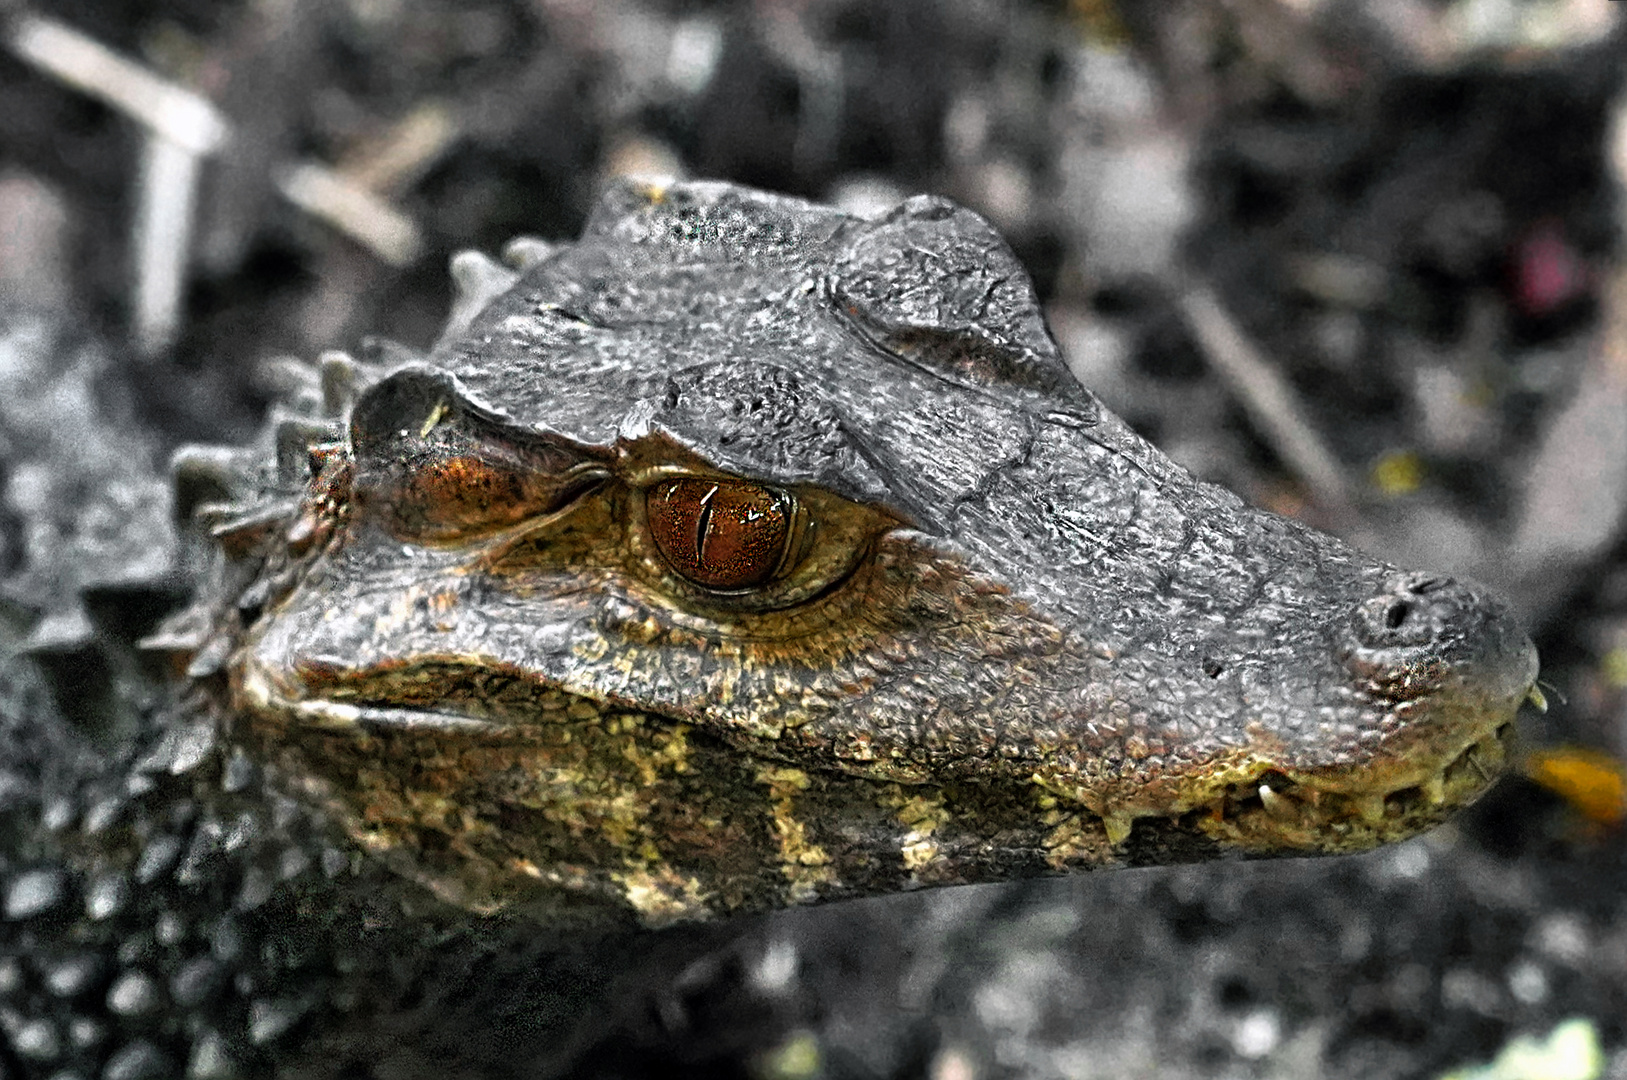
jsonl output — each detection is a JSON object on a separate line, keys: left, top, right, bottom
{"left": 831, "top": 195, "right": 1092, "bottom": 414}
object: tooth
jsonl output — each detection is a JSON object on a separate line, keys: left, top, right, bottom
{"left": 1353, "top": 795, "right": 1385, "bottom": 824}
{"left": 1526, "top": 685, "right": 1548, "bottom": 713}
{"left": 1102, "top": 813, "right": 1134, "bottom": 846}
{"left": 1422, "top": 773, "right": 1446, "bottom": 806}
{"left": 1258, "top": 784, "right": 1298, "bottom": 822}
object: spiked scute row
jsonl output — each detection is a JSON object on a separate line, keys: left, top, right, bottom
{"left": 1, "top": 244, "right": 640, "bottom": 1079}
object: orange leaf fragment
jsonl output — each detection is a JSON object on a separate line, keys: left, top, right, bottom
{"left": 1524, "top": 746, "right": 1627, "bottom": 826}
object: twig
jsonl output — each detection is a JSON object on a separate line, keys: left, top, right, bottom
{"left": 133, "top": 136, "right": 204, "bottom": 355}
{"left": 6, "top": 12, "right": 229, "bottom": 154}
{"left": 338, "top": 101, "right": 457, "bottom": 196}
{"left": 3, "top": 10, "right": 424, "bottom": 351}
{"left": 7, "top": 12, "right": 227, "bottom": 353}
{"left": 1177, "top": 285, "right": 1358, "bottom": 521}
{"left": 275, "top": 162, "right": 423, "bottom": 269}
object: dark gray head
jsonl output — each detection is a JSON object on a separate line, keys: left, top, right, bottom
{"left": 219, "top": 180, "right": 1537, "bottom": 919}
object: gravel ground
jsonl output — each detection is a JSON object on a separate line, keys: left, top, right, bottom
{"left": 2, "top": 1, "right": 1626, "bottom": 1077}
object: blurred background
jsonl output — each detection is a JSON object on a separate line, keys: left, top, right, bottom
{"left": 2, "top": 0, "right": 1626, "bottom": 1077}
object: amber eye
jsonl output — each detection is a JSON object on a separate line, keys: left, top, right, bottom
{"left": 647, "top": 479, "right": 793, "bottom": 590}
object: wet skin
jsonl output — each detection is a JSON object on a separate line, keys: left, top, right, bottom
{"left": 161, "top": 180, "right": 1539, "bottom": 927}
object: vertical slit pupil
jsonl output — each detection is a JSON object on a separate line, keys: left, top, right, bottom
{"left": 694, "top": 483, "right": 719, "bottom": 563}
{"left": 648, "top": 478, "right": 791, "bottom": 590}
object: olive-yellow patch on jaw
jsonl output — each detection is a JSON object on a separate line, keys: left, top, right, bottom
{"left": 756, "top": 767, "right": 837, "bottom": 904}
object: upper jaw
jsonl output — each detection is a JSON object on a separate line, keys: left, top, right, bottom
{"left": 1338, "top": 571, "right": 1538, "bottom": 697}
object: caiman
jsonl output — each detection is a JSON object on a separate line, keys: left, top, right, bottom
{"left": 0, "top": 180, "right": 1539, "bottom": 1077}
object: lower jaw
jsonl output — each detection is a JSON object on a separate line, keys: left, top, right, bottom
{"left": 1187, "top": 721, "right": 1514, "bottom": 855}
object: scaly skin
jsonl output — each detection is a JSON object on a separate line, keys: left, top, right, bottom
{"left": 0, "top": 182, "right": 1538, "bottom": 1077}
{"left": 166, "top": 180, "right": 1537, "bottom": 926}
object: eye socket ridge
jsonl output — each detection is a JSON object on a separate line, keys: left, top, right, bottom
{"left": 646, "top": 477, "right": 805, "bottom": 591}
{"left": 351, "top": 398, "right": 609, "bottom": 544}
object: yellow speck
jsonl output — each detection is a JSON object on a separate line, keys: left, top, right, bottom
{"left": 760, "top": 766, "right": 811, "bottom": 790}
{"left": 1525, "top": 746, "right": 1627, "bottom": 825}
{"left": 757, "top": 1031, "right": 821, "bottom": 1080}
{"left": 1040, "top": 815, "right": 1115, "bottom": 869}
{"left": 895, "top": 791, "right": 947, "bottom": 830}
{"left": 757, "top": 767, "right": 835, "bottom": 895}
{"left": 616, "top": 865, "right": 710, "bottom": 926}
{"left": 574, "top": 635, "right": 610, "bottom": 662}
{"left": 419, "top": 399, "right": 448, "bottom": 437}
{"left": 901, "top": 836, "right": 939, "bottom": 871}
{"left": 874, "top": 786, "right": 952, "bottom": 876}
{"left": 1600, "top": 648, "right": 1627, "bottom": 689}
{"left": 565, "top": 700, "right": 600, "bottom": 722}
{"left": 1371, "top": 451, "right": 1423, "bottom": 496}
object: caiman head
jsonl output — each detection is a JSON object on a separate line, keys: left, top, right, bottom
{"left": 163, "top": 180, "right": 1539, "bottom": 927}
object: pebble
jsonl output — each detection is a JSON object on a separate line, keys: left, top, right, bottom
{"left": 68, "top": 1016, "right": 106, "bottom": 1049}
{"left": 106, "top": 970, "right": 163, "bottom": 1016}
{"left": 13, "top": 1017, "right": 62, "bottom": 1060}
{"left": 187, "top": 1029, "right": 238, "bottom": 1080}
{"left": 235, "top": 866, "right": 273, "bottom": 911}
{"left": 169, "top": 956, "right": 222, "bottom": 1008}
{"left": 84, "top": 874, "right": 129, "bottom": 921}
{"left": 5, "top": 868, "right": 67, "bottom": 919}
{"left": 249, "top": 997, "right": 308, "bottom": 1044}
{"left": 135, "top": 834, "right": 183, "bottom": 885}
{"left": 101, "top": 1040, "right": 171, "bottom": 1080}
{"left": 44, "top": 954, "right": 104, "bottom": 998}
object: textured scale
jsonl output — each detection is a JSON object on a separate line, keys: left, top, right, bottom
{"left": 0, "top": 181, "right": 1538, "bottom": 1077}
{"left": 182, "top": 180, "right": 1536, "bottom": 921}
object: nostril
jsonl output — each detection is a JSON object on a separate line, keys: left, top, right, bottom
{"left": 1351, "top": 583, "right": 1452, "bottom": 651}
{"left": 1385, "top": 600, "right": 1411, "bottom": 630}
{"left": 1344, "top": 572, "right": 1529, "bottom": 693}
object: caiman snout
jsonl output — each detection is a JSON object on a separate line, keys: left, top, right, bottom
{"left": 1342, "top": 571, "right": 1538, "bottom": 705}
{"left": 1351, "top": 572, "right": 1472, "bottom": 650}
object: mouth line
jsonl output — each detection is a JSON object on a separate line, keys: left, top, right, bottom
{"left": 1216, "top": 668, "right": 1543, "bottom": 839}
{"left": 1168, "top": 721, "right": 1516, "bottom": 847}
{"left": 282, "top": 698, "right": 509, "bottom": 733}
{"left": 251, "top": 659, "right": 1526, "bottom": 856}
{"left": 1270, "top": 721, "right": 1509, "bottom": 818}
{"left": 271, "top": 694, "right": 1512, "bottom": 795}
{"left": 240, "top": 665, "right": 517, "bottom": 733}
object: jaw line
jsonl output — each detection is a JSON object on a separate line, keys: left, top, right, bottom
{"left": 239, "top": 662, "right": 507, "bottom": 733}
